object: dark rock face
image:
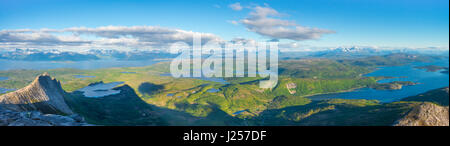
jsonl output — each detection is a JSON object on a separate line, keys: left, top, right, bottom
{"left": 0, "top": 73, "right": 73, "bottom": 114}
{"left": 0, "top": 106, "right": 92, "bottom": 126}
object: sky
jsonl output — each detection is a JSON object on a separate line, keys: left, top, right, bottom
{"left": 0, "top": 0, "right": 448, "bottom": 51}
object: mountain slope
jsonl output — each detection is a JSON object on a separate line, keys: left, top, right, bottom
{"left": 394, "top": 103, "right": 449, "bottom": 126}
{"left": 395, "top": 87, "right": 450, "bottom": 126}
{"left": 64, "top": 84, "right": 166, "bottom": 125}
{"left": 0, "top": 73, "right": 73, "bottom": 114}
{"left": 402, "top": 87, "right": 449, "bottom": 106}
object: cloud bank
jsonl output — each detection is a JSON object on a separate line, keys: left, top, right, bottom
{"left": 0, "top": 26, "right": 222, "bottom": 51}
{"left": 237, "top": 5, "right": 335, "bottom": 41}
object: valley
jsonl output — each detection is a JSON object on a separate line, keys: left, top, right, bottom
{"left": 0, "top": 53, "right": 448, "bottom": 126}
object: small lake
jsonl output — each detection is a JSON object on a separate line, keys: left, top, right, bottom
{"left": 0, "top": 88, "right": 15, "bottom": 94}
{"left": 233, "top": 110, "right": 247, "bottom": 115}
{"left": 206, "top": 88, "right": 220, "bottom": 93}
{"left": 307, "top": 59, "right": 449, "bottom": 102}
{"left": 0, "top": 77, "right": 14, "bottom": 94}
{"left": 73, "top": 75, "right": 96, "bottom": 78}
{"left": 160, "top": 73, "right": 229, "bottom": 84}
{"left": 0, "top": 59, "right": 160, "bottom": 71}
{"left": 0, "top": 77, "right": 8, "bottom": 81}
{"left": 77, "top": 82, "right": 124, "bottom": 98}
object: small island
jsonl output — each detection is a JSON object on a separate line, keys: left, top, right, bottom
{"left": 441, "top": 69, "right": 449, "bottom": 74}
{"left": 415, "top": 65, "right": 449, "bottom": 72}
{"left": 370, "top": 81, "right": 418, "bottom": 90}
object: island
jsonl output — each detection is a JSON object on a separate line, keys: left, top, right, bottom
{"left": 415, "top": 65, "right": 449, "bottom": 72}
{"left": 370, "top": 81, "right": 418, "bottom": 90}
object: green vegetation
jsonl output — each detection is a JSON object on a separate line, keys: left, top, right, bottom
{"left": 63, "top": 85, "right": 167, "bottom": 126}
{"left": 402, "top": 87, "right": 449, "bottom": 106}
{"left": 254, "top": 99, "right": 416, "bottom": 126}
{"left": 0, "top": 53, "right": 442, "bottom": 125}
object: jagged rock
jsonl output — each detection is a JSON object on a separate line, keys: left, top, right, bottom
{"left": 0, "top": 73, "right": 94, "bottom": 126}
{"left": 8, "top": 118, "right": 52, "bottom": 126}
{"left": 0, "top": 73, "right": 73, "bottom": 114}
{"left": 0, "top": 106, "right": 92, "bottom": 126}
{"left": 69, "top": 114, "right": 85, "bottom": 122}
{"left": 394, "top": 103, "right": 449, "bottom": 126}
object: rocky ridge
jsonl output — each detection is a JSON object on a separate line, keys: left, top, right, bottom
{"left": 394, "top": 102, "right": 449, "bottom": 126}
{"left": 0, "top": 73, "right": 73, "bottom": 114}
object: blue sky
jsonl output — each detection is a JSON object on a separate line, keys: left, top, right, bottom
{"left": 0, "top": 0, "right": 448, "bottom": 50}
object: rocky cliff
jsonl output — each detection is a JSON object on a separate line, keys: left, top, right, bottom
{"left": 0, "top": 106, "right": 91, "bottom": 126}
{"left": 394, "top": 102, "right": 449, "bottom": 126}
{"left": 0, "top": 73, "right": 73, "bottom": 114}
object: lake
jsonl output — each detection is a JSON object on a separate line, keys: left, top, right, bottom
{"left": 0, "top": 59, "right": 160, "bottom": 71}
{"left": 0, "top": 77, "right": 8, "bottom": 81}
{"left": 0, "top": 88, "right": 15, "bottom": 94}
{"left": 206, "top": 88, "right": 220, "bottom": 93}
{"left": 76, "top": 82, "right": 124, "bottom": 98}
{"left": 307, "top": 59, "right": 449, "bottom": 102}
{"left": 0, "top": 77, "right": 14, "bottom": 94}
{"left": 73, "top": 75, "right": 96, "bottom": 78}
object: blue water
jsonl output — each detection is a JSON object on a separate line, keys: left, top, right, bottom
{"left": 0, "top": 59, "right": 160, "bottom": 71}
{"left": 73, "top": 75, "right": 96, "bottom": 78}
{"left": 206, "top": 88, "right": 220, "bottom": 93}
{"left": 0, "top": 88, "right": 15, "bottom": 94}
{"left": 166, "top": 93, "right": 174, "bottom": 97}
{"left": 0, "top": 77, "right": 8, "bottom": 81}
{"left": 308, "top": 59, "right": 449, "bottom": 102}
{"left": 121, "top": 72, "right": 137, "bottom": 74}
{"left": 233, "top": 110, "right": 247, "bottom": 115}
{"left": 76, "top": 82, "right": 124, "bottom": 98}
{"left": 0, "top": 77, "right": 14, "bottom": 94}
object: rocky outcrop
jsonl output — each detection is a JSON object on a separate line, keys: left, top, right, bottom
{"left": 0, "top": 73, "right": 73, "bottom": 114}
{"left": 0, "top": 106, "right": 91, "bottom": 126}
{"left": 394, "top": 103, "right": 449, "bottom": 126}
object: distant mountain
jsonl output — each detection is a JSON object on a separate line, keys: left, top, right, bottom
{"left": 2, "top": 47, "right": 447, "bottom": 61}
{"left": 303, "top": 47, "right": 449, "bottom": 59}
{"left": 86, "top": 49, "right": 179, "bottom": 61}
{"left": 0, "top": 48, "right": 178, "bottom": 61}
{"left": 0, "top": 48, "right": 100, "bottom": 61}
{"left": 311, "top": 47, "right": 397, "bottom": 58}
{"left": 0, "top": 72, "right": 73, "bottom": 114}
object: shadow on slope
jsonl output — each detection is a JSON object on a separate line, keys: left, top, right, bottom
{"left": 252, "top": 100, "right": 417, "bottom": 126}
{"left": 138, "top": 82, "right": 164, "bottom": 96}
{"left": 65, "top": 84, "right": 244, "bottom": 126}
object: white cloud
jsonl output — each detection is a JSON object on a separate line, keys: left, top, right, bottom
{"left": 229, "top": 2, "right": 243, "bottom": 11}
{"left": 237, "top": 5, "right": 335, "bottom": 41}
{"left": 0, "top": 26, "right": 223, "bottom": 51}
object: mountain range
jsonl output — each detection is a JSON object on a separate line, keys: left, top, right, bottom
{"left": 1, "top": 47, "right": 448, "bottom": 61}
{"left": 0, "top": 48, "right": 178, "bottom": 61}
